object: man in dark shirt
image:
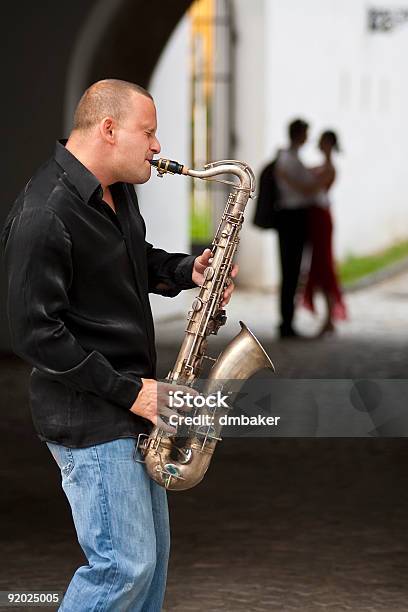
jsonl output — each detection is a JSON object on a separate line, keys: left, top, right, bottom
{"left": 1, "top": 79, "right": 236, "bottom": 611}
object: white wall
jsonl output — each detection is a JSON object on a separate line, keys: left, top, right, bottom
{"left": 263, "top": 0, "right": 408, "bottom": 261}
{"left": 232, "top": 0, "right": 280, "bottom": 290}
{"left": 139, "top": 15, "right": 192, "bottom": 319}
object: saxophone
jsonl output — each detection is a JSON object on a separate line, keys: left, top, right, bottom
{"left": 136, "top": 158, "right": 274, "bottom": 490}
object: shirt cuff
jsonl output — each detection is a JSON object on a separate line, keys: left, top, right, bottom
{"left": 173, "top": 255, "right": 197, "bottom": 290}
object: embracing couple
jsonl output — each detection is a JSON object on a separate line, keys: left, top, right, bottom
{"left": 274, "top": 118, "right": 347, "bottom": 339}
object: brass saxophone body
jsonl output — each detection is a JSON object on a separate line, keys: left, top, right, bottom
{"left": 137, "top": 158, "right": 274, "bottom": 490}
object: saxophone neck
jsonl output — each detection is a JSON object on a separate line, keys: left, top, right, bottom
{"left": 187, "top": 160, "right": 255, "bottom": 195}
{"left": 150, "top": 158, "right": 256, "bottom": 195}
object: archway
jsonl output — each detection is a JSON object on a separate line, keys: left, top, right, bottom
{"left": 64, "top": 0, "right": 194, "bottom": 131}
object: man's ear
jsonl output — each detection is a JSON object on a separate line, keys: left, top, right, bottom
{"left": 99, "top": 117, "right": 116, "bottom": 144}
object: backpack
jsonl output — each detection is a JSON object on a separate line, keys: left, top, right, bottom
{"left": 252, "top": 159, "right": 281, "bottom": 230}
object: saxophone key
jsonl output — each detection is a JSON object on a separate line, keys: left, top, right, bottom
{"left": 203, "top": 266, "right": 214, "bottom": 280}
{"left": 192, "top": 298, "right": 203, "bottom": 311}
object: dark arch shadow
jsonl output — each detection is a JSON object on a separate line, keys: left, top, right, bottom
{"left": 65, "top": 0, "right": 194, "bottom": 130}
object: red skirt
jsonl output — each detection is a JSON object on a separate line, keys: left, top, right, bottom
{"left": 303, "top": 206, "right": 347, "bottom": 320}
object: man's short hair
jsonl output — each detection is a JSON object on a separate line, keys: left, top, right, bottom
{"left": 288, "top": 118, "right": 309, "bottom": 141}
{"left": 73, "top": 79, "right": 153, "bottom": 131}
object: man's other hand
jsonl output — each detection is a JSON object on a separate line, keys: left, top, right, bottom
{"left": 130, "top": 379, "right": 198, "bottom": 434}
{"left": 192, "top": 248, "right": 238, "bottom": 307}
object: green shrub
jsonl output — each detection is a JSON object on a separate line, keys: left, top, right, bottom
{"left": 339, "top": 241, "right": 408, "bottom": 285}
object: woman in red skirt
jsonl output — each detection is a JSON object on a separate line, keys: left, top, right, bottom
{"left": 303, "top": 130, "right": 347, "bottom": 334}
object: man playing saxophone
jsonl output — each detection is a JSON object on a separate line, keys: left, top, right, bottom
{"left": 1, "top": 79, "right": 237, "bottom": 612}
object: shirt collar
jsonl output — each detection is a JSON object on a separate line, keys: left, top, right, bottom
{"left": 54, "top": 139, "right": 103, "bottom": 203}
{"left": 288, "top": 146, "right": 300, "bottom": 158}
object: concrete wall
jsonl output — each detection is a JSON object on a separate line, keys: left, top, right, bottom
{"left": 263, "top": 0, "right": 408, "bottom": 261}
{"left": 232, "top": 0, "right": 278, "bottom": 290}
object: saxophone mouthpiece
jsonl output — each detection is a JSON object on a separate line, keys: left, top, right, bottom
{"left": 150, "top": 158, "right": 187, "bottom": 176}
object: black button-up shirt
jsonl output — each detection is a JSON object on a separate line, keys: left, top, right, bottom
{"left": 1, "top": 141, "right": 196, "bottom": 447}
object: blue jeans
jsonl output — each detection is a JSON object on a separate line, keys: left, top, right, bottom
{"left": 46, "top": 438, "right": 170, "bottom": 612}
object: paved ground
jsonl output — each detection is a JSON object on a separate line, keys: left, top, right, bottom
{"left": 1, "top": 271, "right": 408, "bottom": 611}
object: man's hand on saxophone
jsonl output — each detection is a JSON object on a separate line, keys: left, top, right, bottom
{"left": 192, "top": 248, "right": 239, "bottom": 307}
{"left": 130, "top": 379, "right": 199, "bottom": 434}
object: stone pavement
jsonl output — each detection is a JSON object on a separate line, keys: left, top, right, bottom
{"left": 1, "top": 271, "right": 408, "bottom": 611}
{"left": 155, "top": 266, "right": 408, "bottom": 346}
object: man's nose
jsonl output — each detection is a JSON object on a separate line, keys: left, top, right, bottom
{"left": 152, "top": 137, "right": 161, "bottom": 155}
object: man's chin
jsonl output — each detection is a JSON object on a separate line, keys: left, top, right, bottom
{"left": 129, "top": 167, "right": 151, "bottom": 185}
{"left": 142, "top": 162, "right": 152, "bottom": 183}
{"left": 141, "top": 167, "right": 152, "bottom": 183}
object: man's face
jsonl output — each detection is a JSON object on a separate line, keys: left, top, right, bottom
{"left": 298, "top": 127, "right": 308, "bottom": 146}
{"left": 114, "top": 93, "right": 161, "bottom": 184}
